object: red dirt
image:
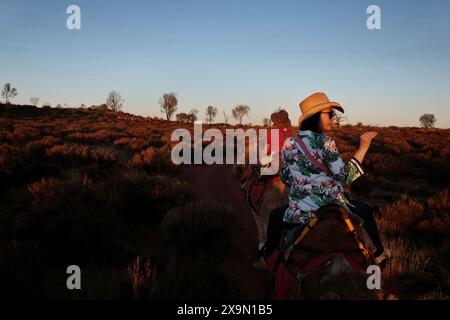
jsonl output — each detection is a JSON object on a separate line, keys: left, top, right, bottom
{"left": 180, "top": 164, "right": 270, "bottom": 299}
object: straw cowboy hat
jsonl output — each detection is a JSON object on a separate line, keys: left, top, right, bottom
{"left": 298, "top": 92, "right": 344, "bottom": 126}
{"left": 271, "top": 109, "right": 291, "bottom": 128}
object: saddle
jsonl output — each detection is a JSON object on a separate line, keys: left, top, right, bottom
{"left": 240, "top": 165, "right": 280, "bottom": 211}
{"left": 266, "top": 204, "right": 376, "bottom": 299}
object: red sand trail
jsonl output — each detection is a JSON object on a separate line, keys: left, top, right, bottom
{"left": 180, "top": 164, "right": 269, "bottom": 299}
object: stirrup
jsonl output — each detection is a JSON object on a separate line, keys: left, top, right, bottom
{"left": 375, "top": 249, "right": 391, "bottom": 266}
{"left": 257, "top": 241, "right": 268, "bottom": 260}
{"left": 258, "top": 241, "right": 266, "bottom": 251}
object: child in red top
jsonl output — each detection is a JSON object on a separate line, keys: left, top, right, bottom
{"left": 264, "top": 110, "right": 294, "bottom": 167}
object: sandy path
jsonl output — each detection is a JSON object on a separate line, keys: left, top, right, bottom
{"left": 180, "top": 164, "right": 269, "bottom": 299}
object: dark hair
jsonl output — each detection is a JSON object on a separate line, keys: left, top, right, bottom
{"left": 300, "top": 112, "right": 322, "bottom": 133}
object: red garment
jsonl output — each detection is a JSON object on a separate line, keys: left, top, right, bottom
{"left": 266, "top": 127, "right": 294, "bottom": 154}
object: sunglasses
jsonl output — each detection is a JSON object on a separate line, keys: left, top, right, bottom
{"left": 321, "top": 110, "right": 336, "bottom": 119}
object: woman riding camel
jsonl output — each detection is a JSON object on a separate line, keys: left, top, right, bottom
{"left": 264, "top": 92, "right": 390, "bottom": 267}
{"left": 260, "top": 110, "right": 294, "bottom": 172}
{"left": 245, "top": 109, "right": 294, "bottom": 269}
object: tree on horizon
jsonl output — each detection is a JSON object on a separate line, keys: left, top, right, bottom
{"left": 205, "top": 106, "right": 218, "bottom": 124}
{"left": 262, "top": 117, "right": 272, "bottom": 127}
{"left": 30, "top": 97, "right": 40, "bottom": 106}
{"left": 159, "top": 92, "right": 178, "bottom": 120}
{"left": 223, "top": 110, "right": 229, "bottom": 125}
{"left": 232, "top": 104, "right": 250, "bottom": 125}
{"left": 106, "top": 90, "right": 124, "bottom": 112}
{"left": 2, "top": 83, "right": 18, "bottom": 103}
{"left": 188, "top": 108, "right": 198, "bottom": 123}
{"left": 420, "top": 114, "right": 436, "bottom": 128}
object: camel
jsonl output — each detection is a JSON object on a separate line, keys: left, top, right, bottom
{"left": 266, "top": 204, "right": 378, "bottom": 299}
{"left": 236, "top": 157, "right": 397, "bottom": 300}
{"left": 239, "top": 164, "right": 290, "bottom": 269}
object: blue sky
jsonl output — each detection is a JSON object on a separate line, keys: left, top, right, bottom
{"left": 1, "top": 0, "right": 449, "bottom": 127}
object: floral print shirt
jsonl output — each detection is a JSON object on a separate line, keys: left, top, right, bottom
{"left": 281, "top": 130, "right": 364, "bottom": 224}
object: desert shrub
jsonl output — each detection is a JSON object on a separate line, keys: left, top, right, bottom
{"left": 149, "top": 139, "right": 165, "bottom": 148}
{"left": 364, "top": 152, "right": 413, "bottom": 178}
{"left": 0, "top": 239, "right": 45, "bottom": 297}
{"left": 378, "top": 190, "right": 450, "bottom": 243}
{"left": 68, "top": 128, "right": 128, "bottom": 144}
{"left": 384, "top": 239, "right": 448, "bottom": 298}
{"left": 129, "top": 146, "right": 178, "bottom": 175}
{"left": 129, "top": 147, "right": 156, "bottom": 167}
{"left": 109, "top": 172, "right": 191, "bottom": 224}
{"left": 406, "top": 183, "right": 436, "bottom": 200}
{"left": 377, "top": 194, "right": 424, "bottom": 238}
{"left": 0, "top": 145, "right": 36, "bottom": 190}
{"left": 6, "top": 126, "right": 42, "bottom": 144}
{"left": 0, "top": 140, "right": 64, "bottom": 189}
{"left": 376, "top": 236, "right": 434, "bottom": 297}
{"left": 25, "top": 136, "right": 61, "bottom": 155}
{"left": 20, "top": 173, "right": 131, "bottom": 264}
{"left": 44, "top": 263, "right": 133, "bottom": 299}
{"left": 46, "top": 143, "right": 117, "bottom": 167}
{"left": 114, "top": 137, "right": 149, "bottom": 151}
{"left": 421, "top": 160, "right": 450, "bottom": 186}
{"left": 0, "top": 144, "right": 20, "bottom": 177}
{"left": 388, "top": 139, "right": 413, "bottom": 154}
{"left": 161, "top": 203, "right": 236, "bottom": 259}
{"left": 147, "top": 255, "right": 248, "bottom": 300}
{"left": 333, "top": 134, "right": 357, "bottom": 152}
{"left": 399, "top": 270, "right": 440, "bottom": 295}
{"left": 424, "top": 242, "right": 450, "bottom": 295}
{"left": 417, "top": 189, "right": 450, "bottom": 239}
{"left": 127, "top": 256, "right": 154, "bottom": 299}
{"left": 386, "top": 239, "right": 426, "bottom": 278}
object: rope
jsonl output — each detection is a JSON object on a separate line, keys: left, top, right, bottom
{"left": 295, "top": 260, "right": 333, "bottom": 299}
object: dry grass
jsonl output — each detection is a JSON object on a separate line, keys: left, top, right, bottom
{"left": 1, "top": 103, "right": 449, "bottom": 299}
{"left": 128, "top": 256, "right": 153, "bottom": 298}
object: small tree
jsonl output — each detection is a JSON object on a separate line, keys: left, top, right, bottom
{"left": 334, "top": 113, "right": 347, "bottom": 126}
{"left": 106, "top": 90, "right": 124, "bottom": 111}
{"left": 205, "top": 106, "right": 218, "bottom": 124}
{"left": 2, "top": 83, "right": 18, "bottom": 103}
{"left": 176, "top": 113, "right": 189, "bottom": 123}
{"left": 188, "top": 108, "right": 198, "bottom": 123}
{"left": 419, "top": 114, "right": 436, "bottom": 128}
{"left": 232, "top": 104, "right": 250, "bottom": 125}
{"left": 159, "top": 92, "right": 178, "bottom": 120}
{"left": 30, "top": 97, "right": 40, "bottom": 106}
{"left": 262, "top": 117, "right": 272, "bottom": 127}
{"left": 223, "top": 110, "right": 229, "bottom": 125}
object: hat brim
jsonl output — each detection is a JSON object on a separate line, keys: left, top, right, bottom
{"left": 298, "top": 102, "right": 344, "bottom": 127}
